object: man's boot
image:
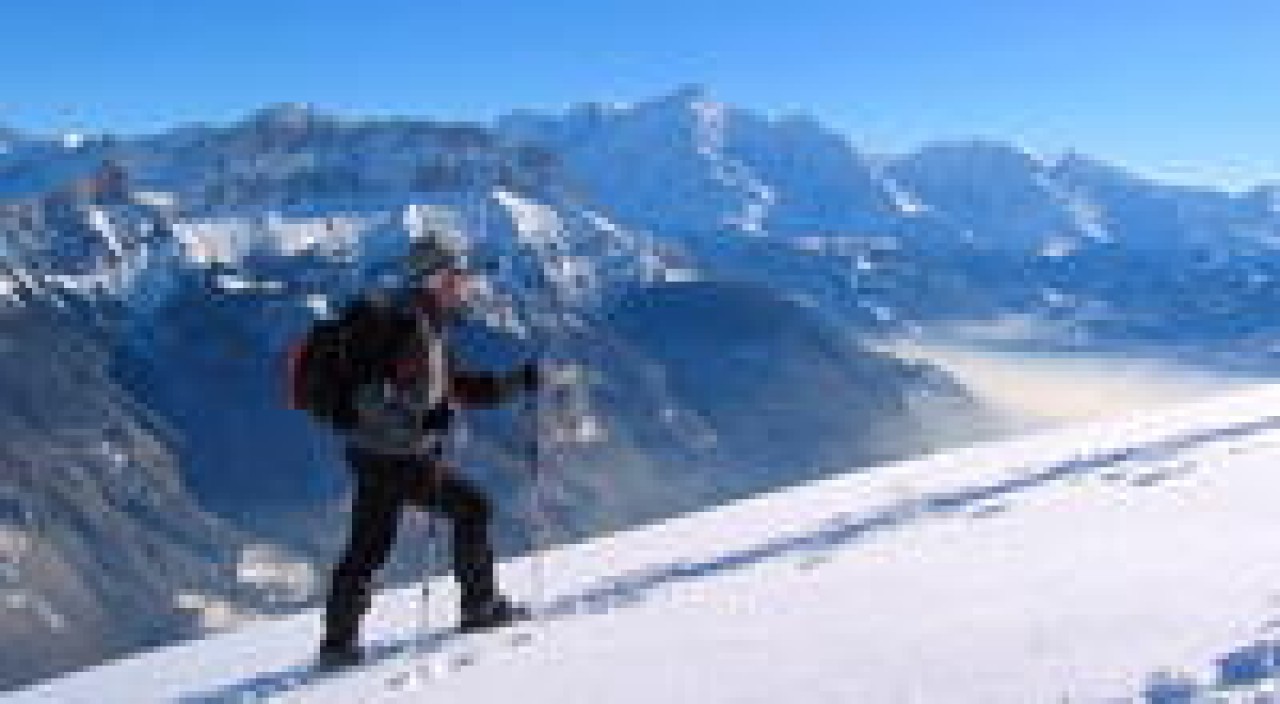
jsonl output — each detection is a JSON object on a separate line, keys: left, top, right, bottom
{"left": 318, "top": 574, "right": 372, "bottom": 669}
{"left": 459, "top": 596, "right": 531, "bottom": 633}
{"left": 317, "top": 638, "right": 364, "bottom": 670}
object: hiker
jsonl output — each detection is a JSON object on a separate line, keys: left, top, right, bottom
{"left": 315, "top": 235, "right": 538, "bottom": 668}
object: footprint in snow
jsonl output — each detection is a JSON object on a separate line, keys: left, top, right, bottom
{"left": 1128, "top": 460, "right": 1199, "bottom": 488}
{"left": 1100, "top": 468, "right": 1132, "bottom": 482}
{"left": 967, "top": 501, "right": 1010, "bottom": 519}
{"left": 794, "top": 554, "right": 831, "bottom": 571}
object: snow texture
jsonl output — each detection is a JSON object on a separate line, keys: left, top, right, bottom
{"left": 9, "top": 385, "right": 1280, "bottom": 703}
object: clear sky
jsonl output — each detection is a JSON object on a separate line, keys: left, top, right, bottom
{"left": 1, "top": 0, "right": 1276, "bottom": 189}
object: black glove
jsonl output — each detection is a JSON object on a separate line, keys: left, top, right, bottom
{"left": 514, "top": 362, "right": 540, "bottom": 393}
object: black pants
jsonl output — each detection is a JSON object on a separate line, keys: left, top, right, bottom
{"left": 323, "top": 446, "right": 497, "bottom": 646}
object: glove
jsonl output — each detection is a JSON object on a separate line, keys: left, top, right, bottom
{"left": 514, "top": 362, "right": 540, "bottom": 393}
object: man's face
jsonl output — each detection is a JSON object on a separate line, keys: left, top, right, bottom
{"left": 425, "top": 269, "right": 470, "bottom": 310}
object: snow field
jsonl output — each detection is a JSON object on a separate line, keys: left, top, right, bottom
{"left": 10, "top": 385, "right": 1280, "bottom": 703}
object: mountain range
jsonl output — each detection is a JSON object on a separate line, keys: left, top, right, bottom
{"left": 1, "top": 87, "right": 1277, "bottom": 690}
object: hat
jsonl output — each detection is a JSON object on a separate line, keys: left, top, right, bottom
{"left": 405, "top": 232, "right": 465, "bottom": 279}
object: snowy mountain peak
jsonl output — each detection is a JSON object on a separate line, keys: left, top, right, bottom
{"left": 664, "top": 82, "right": 711, "bottom": 104}
{"left": 247, "top": 102, "right": 331, "bottom": 130}
{"left": 495, "top": 88, "right": 902, "bottom": 236}
{"left": 1050, "top": 150, "right": 1151, "bottom": 189}
{"left": 614, "top": 84, "right": 715, "bottom": 118}
{"left": 905, "top": 139, "right": 1050, "bottom": 177}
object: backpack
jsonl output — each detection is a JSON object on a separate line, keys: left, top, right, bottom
{"left": 285, "top": 298, "right": 411, "bottom": 429}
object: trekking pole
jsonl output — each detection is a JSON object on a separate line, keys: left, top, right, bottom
{"left": 417, "top": 511, "right": 438, "bottom": 654}
{"left": 476, "top": 201, "right": 555, "bottom": 623}
{"left": 515, "top": 252, "right": 574, "bottom": 626}
{"left": 412, "top": 330, "right": 447, "bottom": 656}
{"left": 524, "top": 352, "right": 546, "bottom": 618}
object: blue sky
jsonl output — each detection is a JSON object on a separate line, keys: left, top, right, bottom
{"left": 1, "top": 0, "right": 1276, "bottom": 189}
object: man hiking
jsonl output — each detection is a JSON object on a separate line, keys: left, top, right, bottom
{"left": 315, "top": 234, "right": 538, "bottom": 669}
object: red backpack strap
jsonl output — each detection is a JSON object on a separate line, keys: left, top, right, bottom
{"left": 284, "top": 339, "right": 307, "bottom": 410}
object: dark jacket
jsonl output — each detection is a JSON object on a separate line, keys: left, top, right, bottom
{"left": 341, "top": 295, "right": 523, "bottom": 457}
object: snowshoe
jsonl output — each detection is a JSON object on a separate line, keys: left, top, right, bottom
{"left": 459, "top": 598, "right": 531, "bottom": 633}
{"left": 316, "top": 640, "right": 365, "bottom": 671}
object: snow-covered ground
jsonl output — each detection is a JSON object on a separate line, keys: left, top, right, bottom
{"left": 10, "top": 385, "right": 1280, "bottom": 703}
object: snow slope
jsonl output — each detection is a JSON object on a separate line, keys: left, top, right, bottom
{"left": 10, "top": 385, "right": 1280, "bottom": 703}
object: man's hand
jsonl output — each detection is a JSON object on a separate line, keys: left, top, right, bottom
{"left": 514, "top": 362, "right": 540, "bottom": 393}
